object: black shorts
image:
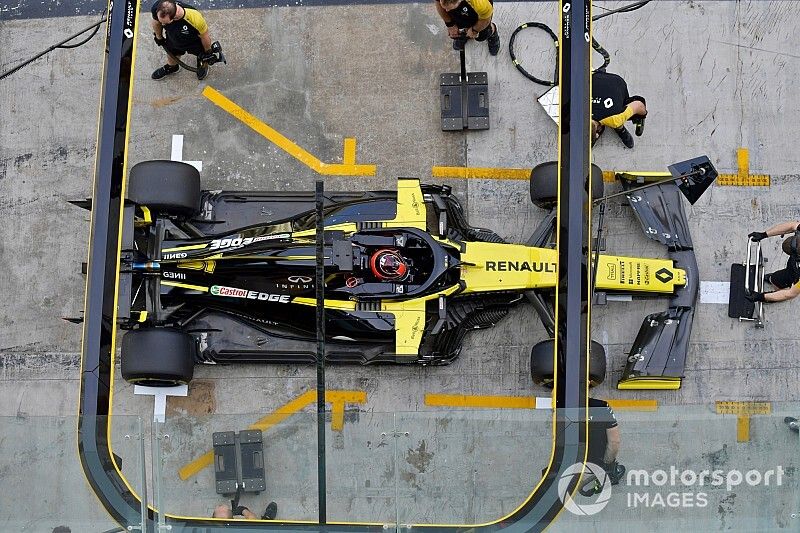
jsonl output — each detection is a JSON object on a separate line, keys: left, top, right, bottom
{"left": 164, "top": 39, "right": 204, "bottom": 57}
{"left": 768, "top": 257, "right": 800, "bottom": 289}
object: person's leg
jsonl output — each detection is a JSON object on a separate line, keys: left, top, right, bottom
{"left": 767, "top": 266, "right": 793, "bottom": 289}
{"left": 213, "top": 505, "right": 233, "bottom": 518}
{"left": 475, "top": 23, "right": 500, "bottom": 55}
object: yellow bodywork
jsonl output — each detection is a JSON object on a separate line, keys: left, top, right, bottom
{"left": 459, "top": 241, "right": 685, "bottom": 294}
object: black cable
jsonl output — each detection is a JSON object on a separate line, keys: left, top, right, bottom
{"left": 508, "top": 23, "right": 609, "bottom": 87}
{"left": 58, "top": 19, "right": 103, "bottom": 49}
{"left": 509, "top": 0, "right": 651, "bottom": 88}
{"left": 0, "top": 10, "right": 107, "bottom": 81}
{"left": 592, "top": 0, "right": 651, "bottom": 21}
{"left": 508, "top": 22, "right": 558, "bottom": 87}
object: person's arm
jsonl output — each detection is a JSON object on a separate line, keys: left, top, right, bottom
{"left": 599, "top": 105, "right": 636, "bottom": 129}
{"left": 765, "top": 221, "right": 800, "bottom": 237}
{"left": 151, "top": 19, "right": 164, "bottom": 39}
{"left": 765, "top": 285, "right": 800, "bottom": 302}
{"left": 603, "top": 425, "right": 621, "bottom": 464}
{"left": 199, "top": 31, "right": 212, "bottom": 52}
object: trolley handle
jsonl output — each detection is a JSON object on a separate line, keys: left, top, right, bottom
{"left": 744, "top": 237, "right": 765, "bottom": 328}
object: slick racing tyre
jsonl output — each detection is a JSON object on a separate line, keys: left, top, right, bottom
{"left": 128, "top": 160, "right": 201, "bottom": 217}
{"left": 121, "top": 328, "right": 195, "bottom": 386}
{"left": 530, "top": 338, "right": 606, "bottom": 387}
{"left": 529, "top": 161, "right": 604, "bottom": 209}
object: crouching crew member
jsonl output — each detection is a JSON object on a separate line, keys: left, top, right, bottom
{"left": 151, "top": 0, "right": 216, "bottom": 80}
{"left": 591, "top": 70, "right": 647, "bottom": 149}
{"left": 747, "top": 221, "right": 800, "bottom": 302}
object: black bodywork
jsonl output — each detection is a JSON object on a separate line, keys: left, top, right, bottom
{"left": 119, "top": 184, "right": 517, "bottom": 366}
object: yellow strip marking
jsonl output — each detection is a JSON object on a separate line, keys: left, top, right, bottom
{"left": 343, "top": 138, "right": 356, "bottom": 165}
{"left": 736, "top": 416, "right": 750, "bottom": 442}
{"left": 607, "top": 399, "right": 658, "bottom": 411}
{"left": 717, "top": 147, "right": 770, "bottom": 186}
{"left": 161, "top": 244, "right": 207, "bottom": 252}
{"left": 425, "top": 394, "right": 658, "bottom": 411}
{"left": 203, "top": 86, "right": 375, "bottom": 176}
{"left": 715, "top": 401, "right": 771, "bottom": 415}
{"left": 178, "top": 390, "right": 367, "bottom": 480}
{"left": 432, "top": 166, "right": 529, "bottom": 180}
{"left": 426, "top": 393, "right": 535, "bottom": 409}
{"left": 715, "top": 401, "right": 770, "bottom": 443}
{"left": 738, "top": 147, "right": 749, "bottom": 181}
{"left": 160, "top": 281, "right": 209, "bottom": 292}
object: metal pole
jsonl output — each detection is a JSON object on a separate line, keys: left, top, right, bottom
{"left": 315, "top": 180, "right": 327, "bottom": 524}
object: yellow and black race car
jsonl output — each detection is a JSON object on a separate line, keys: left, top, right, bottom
{"left": 118, "top": 157, "right": 716, "bottom": 390}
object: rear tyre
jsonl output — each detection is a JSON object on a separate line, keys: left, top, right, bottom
{"left": 121, "top": 328, "right": 195, "bottom": 386}
{"left": 529, "top": 162, "right": 604, "bottom": 209}
{"left": 128, "top": 160, "right": 201, "bottom": 217}
{"left": 530, "top": 339, "right": 606, "bottom": 387}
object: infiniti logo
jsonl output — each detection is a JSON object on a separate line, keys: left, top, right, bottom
{"left": 288, "top": 276, "right": 313, "bottom": 283}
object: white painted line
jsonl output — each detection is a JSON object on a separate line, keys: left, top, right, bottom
{"left": 700, "top": 281, "right": 731, "bottom": 304}
{"left": 170, "top": 134, "right": 203, "bottom": 172}
{"left": 134, "top": 384, "right": 189, "bottom": 423}
{"left": 535, "top": 396, "right": 553, "bottom": 410}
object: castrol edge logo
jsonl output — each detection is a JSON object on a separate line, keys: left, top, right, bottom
{"left": 210, "top": 285, "right": 290, "bottom": 303}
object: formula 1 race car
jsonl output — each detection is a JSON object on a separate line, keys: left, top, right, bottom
{"left": 118, "top": 157, "right": 716, "bottom": 390}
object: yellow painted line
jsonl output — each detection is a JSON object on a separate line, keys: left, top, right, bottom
{"left": 425, "top": 393, "right": 535, "bottom": 409}
{"left": 203, "top": 86, "right": 375, "bottom": 176}
{"left": 715, "top": 401, "right": 771, "bottom": 443}
{"left": 432, "top": 166, "right": 530, "bottom": 180}
{"left": 607, "top": 399, "right": 658, "bottom": 411}
{"left": 425, "top": 393, "right": 658, "bottom": 412}
{"left": 715, "top": 400, "right": 771, "bottom": 415}
{"left": 178, "top": 389, "right": 367, "bottom": 480}
{"left": 343, "top": 137, "right": 356, "bottom": 165}
{"left": 736, "top": 416, "right": 750, "bottom": 442}
{"left": 717, "top": 173, "right": 770, "bottom": 186}
{"left": 717, "top": 147, "right": 770, "bottom": 186}
{"left": 738, "top": 147, "right": 749, "bottom": 180}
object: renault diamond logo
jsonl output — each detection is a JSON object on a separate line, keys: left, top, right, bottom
{"left": 655, "top": 268, "right": 673, "bottom": 283}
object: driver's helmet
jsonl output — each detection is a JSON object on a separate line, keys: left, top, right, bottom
{"left": 369, "top": 249, "right": 408, "bottom": 281}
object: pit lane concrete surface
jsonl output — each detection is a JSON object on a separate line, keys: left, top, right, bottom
{"left": 1, "top": 1, "right": 799, "bottom": 531}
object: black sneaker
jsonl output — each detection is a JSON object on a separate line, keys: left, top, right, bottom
{"left": 196, "top": 58, "right": 209, "bottom": 80}
{"left": 152, "top": 64, "right": 179, "bottom": 80}
{"left": 261, "top": 501, "right": 278, "bottom": 520}
{"left": 487, "top": 24, "right": 500, "bottom": 56}
{"left": 614, "top": 126, "right": 634, "bottom": 148}
{"left": 785, "top": 417, "right": 799, "bottom": 433}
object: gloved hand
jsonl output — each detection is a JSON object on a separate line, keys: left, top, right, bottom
{"left": 154, "top": 34, "right": 167, "bottom": 47}
{"left": 745, "top": 291, "right": 767, "bottom": 302}
{"left": 199, "top": 50, "right": 216, "bottom": 63}
{"left": 232, "top": 505, "right": 249, "bottom": 516}
{"left": 748, "top": 231, "right": 768, "bottom": 242}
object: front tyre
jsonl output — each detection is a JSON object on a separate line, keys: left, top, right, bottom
{"left": 121, "top": 328, "right": 196, "bottom": 386}
{"left": 127, "top": 160, "right": 201, "bottom": 218}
